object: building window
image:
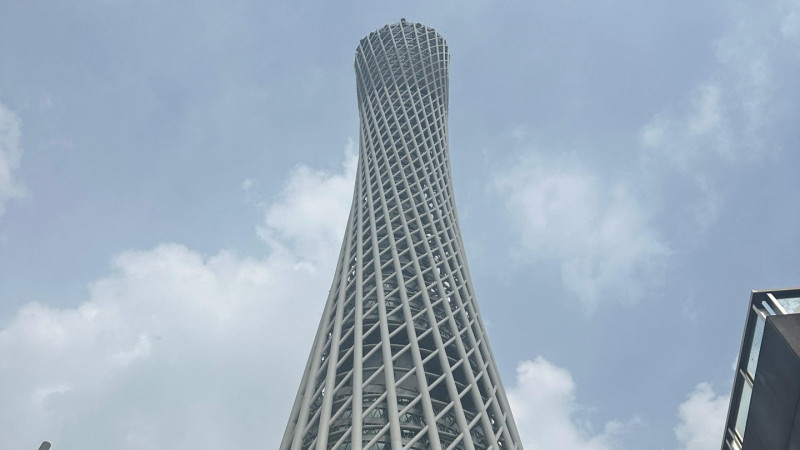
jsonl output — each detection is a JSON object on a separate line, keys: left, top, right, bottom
{"left": 734, "top": 378, "right": 752, "bottom": 438}
{"left": 746, "top": 314, "right": 765, "bottom": 378}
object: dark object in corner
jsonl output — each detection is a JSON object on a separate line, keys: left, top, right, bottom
{"left": 742, "top": 314, "right": 800, "bottom": 449}
{"left": 38, "top": 442, "right": 51, "bottom": 450}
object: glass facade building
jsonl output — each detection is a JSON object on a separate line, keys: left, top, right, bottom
{"left": 279, "top": 20, "right": 523, "bottom": 450}
{"left": 722, "top": 287, "right": 800, "bottom": 449}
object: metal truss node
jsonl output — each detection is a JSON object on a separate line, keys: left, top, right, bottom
{"left": 280, "top": 21, "right": 523, "bottom": 450}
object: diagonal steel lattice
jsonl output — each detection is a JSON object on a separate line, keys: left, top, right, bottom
{"left": 280, "top": 20, "right": 523, "bottom": 450}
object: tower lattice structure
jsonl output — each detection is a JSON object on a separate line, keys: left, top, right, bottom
{"left": 280, "top": 20, "right": 523, "bottom": 450}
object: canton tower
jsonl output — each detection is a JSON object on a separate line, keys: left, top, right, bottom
{"left": 280, "top": 20, "right": 523, "bottom": 450}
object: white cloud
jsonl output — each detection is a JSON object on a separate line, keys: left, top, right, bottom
{"left": 508, "top": 356, "right": 632, "bottom": 450}
{"left": 639, "top": 85, "right": 733, "bottom": 234}
{"left": 674, "top": 383, "right": 729, "bottom": 450}
{"left": 782, "top": 1, "right": 800, "bottom": 41}
{"left": 0, "top": 101, "right": 25, "bottom": 215}
{"left": 639, "top": 82, "right": 733, "bottom": 173}
{"left": 639, "top": 0, "right": 800, "bottom": 229}
{"left": 496, "top": 1, "right": 799, "bottom": 312}
{"left": 642, "top": 0, "right": 798, "bottom": 164}
{"left": 495, "top": 155, "right": 669, "bottom": 311}
{"left": 508, "top": 359, "right": 738, "bottom": 450}
{"left": 258, "top": 139, "right": 358, "bottom": 266}
{"left": 0, "top": 148, "right": 356, "bottom": 449}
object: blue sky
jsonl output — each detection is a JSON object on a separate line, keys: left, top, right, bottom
{"left": 1, "top": 0, "right": 799, "bottom": 448}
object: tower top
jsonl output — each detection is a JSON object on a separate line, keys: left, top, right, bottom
{"left": 355, "top": 20, "right": 447, "bottom": 58}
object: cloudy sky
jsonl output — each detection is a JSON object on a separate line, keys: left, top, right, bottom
{"left": 1, "top": 0, "right": 799, "bottom": 448}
